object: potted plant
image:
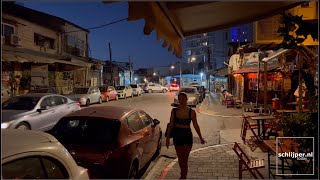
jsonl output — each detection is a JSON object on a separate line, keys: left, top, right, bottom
{"left": 20, "top": 76, "right": 31, "bottom": 94}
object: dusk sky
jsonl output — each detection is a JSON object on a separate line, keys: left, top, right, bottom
{"left": 22, "top": 2, "right": 180, "bottom": 69}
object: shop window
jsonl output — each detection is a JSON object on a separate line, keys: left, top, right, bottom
{"left": 34, "top": 33, "right": 55, "bottom": 49}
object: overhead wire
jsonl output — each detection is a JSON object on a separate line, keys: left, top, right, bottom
{"left": 63, "top": 17, "right": 128, "bottom": 34}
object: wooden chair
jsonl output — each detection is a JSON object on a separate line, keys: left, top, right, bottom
{"left": 232, "top": 142, "right": 265, "bottom": 179}
{"left": 240, "top": 115, "right": 262, "bottom": 151}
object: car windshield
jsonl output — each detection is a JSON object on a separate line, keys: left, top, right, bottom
{"left": 2, "top": 96, "right": 41, "bottom": 110}
{"left": 180, "top": 88, "right": 195, "bottom": 94}
{"left": 52, "top": 118, "right": 120, "bottom": 146}
{"left": 99, "top": 87, "right": 107, "bottom": 92}
{"left": 130, "top": 85, "right": 137, "bottom": 88}
{"left": 73, "top": 88, "right": 89, "bottom": 94}
{"left": 116, "top": 86, "right": 125, "bottom": 90}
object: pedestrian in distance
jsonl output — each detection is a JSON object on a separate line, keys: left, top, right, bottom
{"left": 166, "top": 92, "right": 206, "bottom": 179}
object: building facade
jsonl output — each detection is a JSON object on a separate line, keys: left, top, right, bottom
{"left": 2, "top": 2, "right": 103, "bottom": 101}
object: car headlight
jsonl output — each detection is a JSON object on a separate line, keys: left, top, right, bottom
{"left": 1, "top": 122, "right": 12, "bottom": 129}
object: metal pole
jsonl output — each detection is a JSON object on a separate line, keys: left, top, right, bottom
{"left": 256, "top": 52, "right": 261, "bottom": 108}
{"left": 264, "top": 62, "right": 268, "bottom": 110}
{"left": 298, "top": 53, "right": 302, "bottom": 113}
{"left": 108, "top": 42, "right": 113, "bottom": 86}
{"left": 180, "top": 58, "right": 182, "bottom": 87}
{"left": 129, "top": 56, "right": 132, "bottom": 84}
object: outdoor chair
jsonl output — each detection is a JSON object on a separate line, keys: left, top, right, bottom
{"left": 240, "top": 115, "right": 262, "bottom": 151}
{"left": 232, "top": 142, "right": 265, "bottom": 179}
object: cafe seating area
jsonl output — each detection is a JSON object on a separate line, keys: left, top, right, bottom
{"left": 236, "top": 107, "right": 316, "bottom": 179}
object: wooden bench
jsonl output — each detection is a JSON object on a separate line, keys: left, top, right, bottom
{"left": 232, "top": 142, "right": 265, "bottom": 179}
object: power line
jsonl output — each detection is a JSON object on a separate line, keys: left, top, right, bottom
{"left": 63, "top": 18, "right": 128, "bottom": 34}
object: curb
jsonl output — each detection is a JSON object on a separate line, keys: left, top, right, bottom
{"left": 157, "top": 143, "right": 233, "bottom": 180}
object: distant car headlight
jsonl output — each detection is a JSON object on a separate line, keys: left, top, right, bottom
{"left": 1, "top": 122, "right": 12, "bottom": 129}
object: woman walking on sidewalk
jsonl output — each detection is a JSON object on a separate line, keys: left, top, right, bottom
{"left": 166, "top": 92, "right": 206, "bottom": 179}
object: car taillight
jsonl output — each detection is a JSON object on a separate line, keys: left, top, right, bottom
{"left": 77, "top": 102, "right": 81, "bottom": 107}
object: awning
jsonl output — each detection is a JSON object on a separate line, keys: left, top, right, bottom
{"left": 2, "top": 50, "right": 91, "bottom": 67}
{"left": 232, "top": 65, "right": 280, "bottom": 74}
{"left": 124, "top": 1, "right": 305, "bottom": 57}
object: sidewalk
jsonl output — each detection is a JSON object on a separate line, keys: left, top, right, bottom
{"left": 145, "top": 92, "right": 270, "bottom": 179}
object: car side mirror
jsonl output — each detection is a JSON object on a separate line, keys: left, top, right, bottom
{"left": 152, "top": 119, "right": 160, "bottom": 127}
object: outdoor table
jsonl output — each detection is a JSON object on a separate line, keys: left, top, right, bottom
{"left": 263, "top": 139, "right": 299, "bottom": 179}
{"left": 243, "top": 112, "right": 270, "bottom": 117}
{"left": 250, "top": 115, "right": 275, "bottom": 140}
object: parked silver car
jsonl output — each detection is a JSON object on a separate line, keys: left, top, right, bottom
{"left": 1, "top": 93, "right": 81, "bottom": 131}
{"left": 173, "top": 87, "right": 200, "bottom": 107}
{"left": 2, "top": 129, "right": 89, "bottom": 179}
{"left": 129, "top": 84, "right": 143, "bottom": 96}
{"left": 67, "top": 87, "right": 102, "bottom": 106}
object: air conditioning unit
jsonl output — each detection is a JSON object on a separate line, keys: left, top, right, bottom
{"left": 1, "top": 36, "right": 5, "bottom": 45}
{"left": 10, "top": 34, "right": 21, "bottom": 46}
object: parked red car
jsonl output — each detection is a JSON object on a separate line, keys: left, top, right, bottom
{"left": 49, "top": 106, "right": 162, "bottom": 179}
{"left": 99, "top": 85, "right": 118, "bottom": 102}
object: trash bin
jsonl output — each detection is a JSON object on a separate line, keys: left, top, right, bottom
{"left": 272, "top": 98, "right": 280, "bottom": 110}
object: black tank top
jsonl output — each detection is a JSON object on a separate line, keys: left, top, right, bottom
{"left": 173, "top": 108, "right": 192, "bottom": 125}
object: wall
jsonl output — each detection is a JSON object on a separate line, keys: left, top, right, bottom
{"left": 3, "top": 14, "right": 59, "bottom": 54}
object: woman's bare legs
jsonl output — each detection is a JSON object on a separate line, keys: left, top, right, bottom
{"left": 175, "top": 146, "right": 192, "bottom": 179}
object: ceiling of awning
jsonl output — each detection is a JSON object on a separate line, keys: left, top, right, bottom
{"left": 123, "top": 1, "right": 305, "bottom": 58}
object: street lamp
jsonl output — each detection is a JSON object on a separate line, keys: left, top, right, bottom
{"left": 171, "top": 65, "right": 175, "bottom": 69}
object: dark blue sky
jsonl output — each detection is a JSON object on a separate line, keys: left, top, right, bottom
{"left": 22, "top": 2, "right": 179, "bottom": 69}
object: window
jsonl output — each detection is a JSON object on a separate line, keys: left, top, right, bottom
{"left": 65, "top": 35, "right": 85, "bottom": 57}
{"left": 139, "top": 111, "right": 153, "bottom": 127}
{"left": 40, "top": 97, "right": 51, "bottom": 108}
{"left": 34, "top": 33, "right": 55, "bottom": 49}
{"left": 127, "top": 112, "right": 144, "bottom": 132}
{"left": 42, "top": 156, "right": 69, "bottom": 179}
{"left": 2, "top": 23, "right": 15, "bottom": 44}
{"left": 2, "top": 156, "right": 46, "bottom": 179}
{"left": 53, "top": 96, "right": 67, "bottom": 106}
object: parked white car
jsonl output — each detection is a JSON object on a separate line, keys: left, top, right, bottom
{"left": 1, "top": 129, "right": 89, "bottom": 179}
{"left": 67, "top": 87, "right": 102, "bottom": 106}
{"left": 129, "top": 84, "right": 143, "bottom": 96}
{"left": 116, "top": 85, "right": 133, "bottom": 98}
{"left": 143, "top": 83, "right": 168, "bottom": 93}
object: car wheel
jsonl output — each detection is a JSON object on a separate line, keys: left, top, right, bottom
{"left": 99, "top": 97, "right": 102, "bottom": 104}
{"left": 128, "top": 161, "right": 138, "bottom": 179}
{"left": 115, "top": 96, "right": 119, "bottom": 100}
{"left": 162, "top": 89, "right": 165, "bottom": 93}
{"left": 16, "top": 122, "right": 30, "bottom": 130}
{"left": 148, "top": 89, "right": 152, "bottom": 93}
{"left": 106, "top": 96, "right": 109, "bottom": 102}
{"left": 86, "top": 99, "right": 90, "bottom": 106}
{"left": 124, "top": 95, "right": 127, "bottom": 99}
{"left": 131, "top": 93, "right": 133, "bottom": 98}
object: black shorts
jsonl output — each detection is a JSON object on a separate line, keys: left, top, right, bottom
{"left": 173, "top": 128, "right": 193, "bottom": 146}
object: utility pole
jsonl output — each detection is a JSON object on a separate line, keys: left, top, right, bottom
{"left": 206, "top": 47, "right": 211, "bottom": 91}
{"left": 129, "top": 56, "right": 132, "bottom": 84}
{"left": 109, "top": 42, "right": 114, "bottom": 86}
{"left": 180, "top": 58, "right": 182, "bottom": 87}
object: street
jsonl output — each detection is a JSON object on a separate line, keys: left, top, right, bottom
{"left": 89, "top": 92, "right": 244, "bottom": 178}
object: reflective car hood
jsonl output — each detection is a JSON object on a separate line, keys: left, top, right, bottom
{"left": 66, "top": 94, "right": 87, "bottom": 100}
{"left": 1, "top": 110, "right": 31, "bottom": 122}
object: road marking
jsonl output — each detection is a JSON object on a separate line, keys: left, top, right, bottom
{"left": 157, "top": 143, "right": 233, "bottom": 180}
